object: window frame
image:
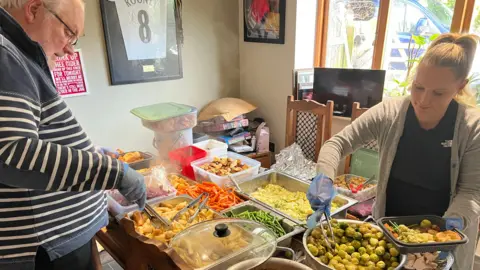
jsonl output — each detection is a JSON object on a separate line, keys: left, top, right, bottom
{"left": 313, "top": 0, "right": 477, "bottom": 68}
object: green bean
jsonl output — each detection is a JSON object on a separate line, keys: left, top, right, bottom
{"left": 231, "top": 209, "right": 287, "bottom": 237}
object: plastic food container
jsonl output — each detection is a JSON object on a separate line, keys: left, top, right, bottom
{"left": 168, "top": 145, "right": 207, "bottom": 180}
{"left": 334, "top": 174, "right": 377, "bottom": 202}
{"left": 191, "top": 152, "right": 261, "bottom": 187}
{"left": 193, "top": 139, "right": 228, "bottom": 158}
{"left": 377, "top": 215, "right": 469, "bottom": 253}
{"left": 169, "top": 218, "right": 277, "bottom": 270}
{"left": 106, "top": 172, "right": 177, "bottom": 216}
{"left": 131, "top": 102, "right": 197, "bottom": 133}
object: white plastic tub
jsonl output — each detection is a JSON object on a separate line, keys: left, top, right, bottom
{"left": 191, "top": 152, "right": 261, "bottom": 187}
{"left": 193, "top": 139, "right": 228, "bottom": 158}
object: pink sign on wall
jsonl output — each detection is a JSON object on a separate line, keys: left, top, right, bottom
{"left": 52, "top": 49, "right": 89, "bottom": 98}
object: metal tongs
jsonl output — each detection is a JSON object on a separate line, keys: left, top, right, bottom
{"left": 144, "top": 203, "right": 172, "bottom": 229}
{"left": 171, "top": 192, "right": 210, "bottom": 223}
{"left": 318, "top": 213, "right": 336, "bottom": 251}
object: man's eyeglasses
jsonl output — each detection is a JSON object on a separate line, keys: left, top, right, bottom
{"left": 43, "top": 4, "right": 78, "bottom": 46}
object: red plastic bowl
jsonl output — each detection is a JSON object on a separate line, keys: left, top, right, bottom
{"left": 168, "top": 145, "right": 207, "bottom": 180}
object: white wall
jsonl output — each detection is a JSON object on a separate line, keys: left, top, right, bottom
{"left": 65, "top": 0, "right": 239, "bottom": 152}
{"left": 238, "top": 0, "right": 297, "bottom": 150}
{"left": 294, "top": 0, "right": 317, "bottom": 69}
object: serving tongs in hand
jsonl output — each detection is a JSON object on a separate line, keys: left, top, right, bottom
{"left": 318, "top": 212, "right": 336, "bottom": 251}
{"left": 171, "top": 192, "right": 210, "bottom": 223}
{"left": 144, "top": 203, "right": 172, "bottom": 229}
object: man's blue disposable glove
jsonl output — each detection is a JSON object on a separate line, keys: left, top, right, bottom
{"left": 306, "top": 174, "right": 335, "bottom": 228}
{"left": 118, "top": 163, "right": 147, "bottom": 210}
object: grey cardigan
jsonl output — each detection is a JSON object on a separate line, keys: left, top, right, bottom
{"left": 317, "top": 97, "right": 480, "bottom": 270}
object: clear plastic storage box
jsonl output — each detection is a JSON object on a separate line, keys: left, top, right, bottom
{"left": 191, "top": 152, "right": 261, "bottom": 187}
{"left": 334, "top": 174, "right": 377, "bottom": 202}
{"left": 131, "top": 102, "right": 197, "bottom": 133}
{"left": 193, "top": 139, "right": 228, "bottom": 158}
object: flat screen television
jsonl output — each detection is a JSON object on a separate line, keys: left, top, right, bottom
{"left": 311, "top": 68, "right": 386, "bottom": 117}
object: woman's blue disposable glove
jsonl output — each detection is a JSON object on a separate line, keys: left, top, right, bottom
{"left": 306, "top": 174, "right": 335, "bottom": 228}
{"left": 118, "top": 163, "right": 147, "bottom": 210}
{"left": 95, "top": 146, "right": 118, "bottom": 157}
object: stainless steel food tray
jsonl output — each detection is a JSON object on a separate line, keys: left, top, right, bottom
{"left": 237, "top": 170, "right": 357, "bottom": 224}
{"left": 222, "top": 201, "right": 305, "bottom": 247}
{"left": 125, "top": 194, "right": 224, "bottom": 226}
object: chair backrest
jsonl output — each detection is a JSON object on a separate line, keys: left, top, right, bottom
{"left": 285, "top": 96, "right": 333, "bottom": 161}
{"left": 351, "top": 102, "right": 369, "bottom": 122}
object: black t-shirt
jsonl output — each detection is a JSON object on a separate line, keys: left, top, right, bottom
{"left": 385, "top": 101, "right": 458, "bottom": 217}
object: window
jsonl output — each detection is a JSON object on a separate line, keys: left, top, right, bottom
{"left": 324, "top": 0, "right": 379, "bottom": 69}
{"left": 382, "top": 0, "right": 452, "bottom": 96}
{"left": 469, "top": 0, "right": 480, "bottom": 103}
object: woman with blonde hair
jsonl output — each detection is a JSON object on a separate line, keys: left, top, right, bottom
{"left": 307, "top": 33, "right": 480, "bottom": 269}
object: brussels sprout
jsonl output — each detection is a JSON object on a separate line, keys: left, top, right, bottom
{"left": 352, "top": 240, "right": 362, "bottom": 250}
{"left": 369, "top": 253, "right": 380, "bottom": 263}
{"left": 351, "top": 257, "right": 360, "bottom": 265}
{"left": 331, "top": 219, "right": 338, "bottom": 224}
{"left": 366, "top": 245, "right": 375, "bottom": 254}
{"left": 318, "top": 245, "right": 327, "bottom": 256}
{"left": 326, "top": 252, "right": 334, "bottom": 260}
{"left": 336, "top": 228, "right": 346, "bottom": 237}
{"left": 312, "top": 228, "right": 323, "bottom": 239}
{"left": 335, "top": 263, "right": 346, "bottom": 270}
{"left": 370, "top": 228, "right": 378, "bottom": 234}
{"left": 359, "top": 226, "right": 369, "bottom": 235}
{"left": 390, "top": 256, "right": 398, "bottom": 263}
{"left": 307, "top": 244, "right": 319, "bottom": 256}
{"left": 375, "top": 246, "right": 385, "bottom": 256}
{"left": 386, "top": 243, "right": 394, "bottom": 250}
{"left": 334, "top": 256, "right": 343, "bottom": 262}
{"left": 362, "top": 240, "right": 370, "bottom": 248}
{"left": 369, "top": 238, "right": 379, "bottom": 247}
{"left": 363, "top": 233, "right": 373, "bottom": 239}
{"left": 391, "top": 262, "right": 399, "bottom": 267}
{"left": 358, "top": 247, "right": 367, "bottom": 255}
{"left": 346, "top": 264, "right": 356, "bottom": 270}
{"left": 338, "top": 250, "right": 348, "bottom": 259}
{"left": 342, "top": 258, "right": 350, "bottom": 265}
{"left": 346, "top": 245, "right": 355, "bottom": 254}
{"left": 339, "top": 222, "right": 349, "bottom": 230}
{"left": 366, "top": 261, "right": 376, "bottom": 267}
{"left": 346, "top": 227, "right": 357, "bottom": 238}
{"left": 340, "top": 244, "right": 348, "bottom": 251}
{"left": 361, "top": 253, "right": 370, "bottom": 263}
{"left": 319, "top": 255, "right": 329, "bottom": 264}
{"left": 307, "top": 236, "right": 316, "bottom": 245}
{"left": 376, "top": 261, "right": 386, "bottom": 269}
{"left": 354, "top": 232, "right": 363, "bottom": 240}
{"left": 335, "top": 236, "right": 342, "bottom": 243}
{"left": 330, "top": 259, "right": 339, "bottom": 265}
{"left": 341, "top": 236, "right": 349, "bottom": 244}
{"left": 358, "top": 267, "right": 367, "bottom": 270}
{"left": 389, "top": 248, "right": 399, "bottom": 257}
{"left": 383, "top": 253, "right": 391, "bottom": 261}
{"left": 420, "top": 219, "right": 432, "bottom": 228}
{"left": 376, "top": 232, "right": 384, "bottom": 239}
{"left": 387, "top": 267, "right": 395, "bottom": 270}
{"left": 378, "top": 240, "right": 386, "bottom": 248}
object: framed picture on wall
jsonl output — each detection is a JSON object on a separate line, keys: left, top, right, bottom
{"left": 100, "top": 0, "right": 183, "bottom": 85}
{"left": 243, "top": 0, "right": 286, "bottom": 44}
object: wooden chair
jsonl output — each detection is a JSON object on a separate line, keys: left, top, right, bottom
{"left": 344, "top": 102, "right": 369, "bottom": 174}
{"left": 285, "top": 96, "right": 334, "bottom": 162}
